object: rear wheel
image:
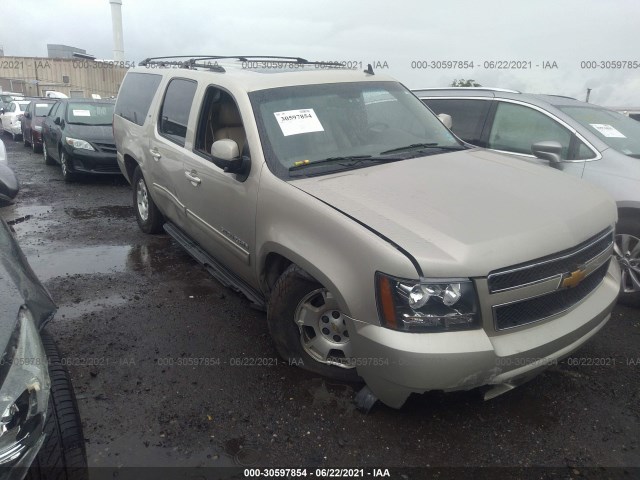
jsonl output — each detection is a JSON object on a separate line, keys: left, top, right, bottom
{"left": 267, "top": 264, "right": 360, "bottom": 382}
{"left": 133, "top": 166, "right": 164, "bottom": 234}
{"left": 27, "top": 330, "right": 88, "bottom": 480}
{"left": 615, "top": 215, "right": 640, "bottom": 307}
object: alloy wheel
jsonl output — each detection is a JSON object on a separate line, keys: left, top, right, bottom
{"left": 136, "top": 177, "right": 150, "bottom": 222}
{"left": 614, "top": 233, "right": 640, "bottom": 293}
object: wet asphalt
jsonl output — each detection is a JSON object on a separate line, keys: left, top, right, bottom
{"left": 1, "top": 136, "right": 639, "bottom": 475}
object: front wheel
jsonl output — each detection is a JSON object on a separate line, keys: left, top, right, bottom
{"left": 60, "top": 151, "right": 76, "bottom": 182}
{"left": 23, "top": 131, "right": 31, "bottom": 147}
{"left": 615, "top": 216, "right": 640, "bottom": 307}
{"left": 132, "top": 166, "right": 164, "bottom": 234}
{"left": 27, "top": 330, "right": 88, "bottom": 479}
{"left": 267, "top": 264, "right": 361, "bottom": 382}
{"left": 43, "top": 142, "right": 55, "bottom": 165}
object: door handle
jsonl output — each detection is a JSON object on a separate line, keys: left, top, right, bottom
{"left": 149, "top": 148, "right": 162, "bottom": 161}
{"left": 185, "top": 170, "right": 201, "bottom": 186}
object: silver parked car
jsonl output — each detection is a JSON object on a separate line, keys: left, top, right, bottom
{"left": 416, "top": 88, "right": 640, "bottom": 307}
{"left": 113, "top": 56, "right": 620, "bottom": 409}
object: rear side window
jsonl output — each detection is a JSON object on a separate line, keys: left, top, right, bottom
{"left": 423, "top": 98, "right": 491, "bottom": 145}
{"left": 158, "top": 78, "right": 197, "bottom": 147}
{"left": 115, "top": 72, "right": 162, "bottom": 126}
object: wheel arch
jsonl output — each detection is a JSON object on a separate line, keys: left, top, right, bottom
{"left": 123, "top": 153, "right": 140, "bottom": 184}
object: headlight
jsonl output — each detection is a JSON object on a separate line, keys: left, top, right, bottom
{"left": 64, "top": 137, "right": 94, "bottom": 150}
{"left": 0, "top": 308, "right": 50, "bottom": 464}
{"left": 375, "top": 272, "right": 480, "bottom": 332}
{"left": 33, "top": 126, "right": 42, "bottom": 132}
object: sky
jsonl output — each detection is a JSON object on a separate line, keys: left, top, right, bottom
{"left": 2, "top": 0, "right": 640, "bottom": 106}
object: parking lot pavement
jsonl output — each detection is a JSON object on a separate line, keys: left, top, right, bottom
{"left": 1, "top": 136, "right": 639, "bottom": 471}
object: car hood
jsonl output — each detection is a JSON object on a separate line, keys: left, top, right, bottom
{"left": 0, "top": 218, "right": 56, "bottom": 359}
{"left": 64, "top": 124, "right": 114, "bottom": 143}
{"left": 292, "top": 149, "right": 616, "bottom": 277}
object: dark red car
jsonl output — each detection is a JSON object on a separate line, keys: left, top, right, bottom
{"left": 21, "top": 99, "right": 56, "bottom": 153}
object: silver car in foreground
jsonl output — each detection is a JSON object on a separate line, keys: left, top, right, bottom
{"left": 416, "top": 88, "right": 640, "bottom": 307}
{"left": 114, "top": 57, "right": 620, "bottom": 409}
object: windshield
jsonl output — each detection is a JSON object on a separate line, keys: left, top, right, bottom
{"left": 559, "top": 105, "right": 640, "bottom": 158}
{"left": 35, "top": 103, "right": 54, "bottom": 116}
{"left": 249, "top": 81, "right": 462, "bottom": 178}
{"left": 65, "top": 103, "right": 115, "bottom": 125}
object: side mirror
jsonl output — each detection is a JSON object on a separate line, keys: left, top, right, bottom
{"left": 532, "top": 141, "right": 563, "bottom": 164}
{"left": 0, "top": 108, "right": 4, "bottom": 115}
{"left": 438, "top": 113, "right": 453, "bottom": 129}
{"left": 54, "top": 117, "right": 61, "bottom": 126}
{"left": 24, "top": 112, "right": 31, "bottom": 119}
{"left": 211, "top": 139, "right": 250, "bottom": 177}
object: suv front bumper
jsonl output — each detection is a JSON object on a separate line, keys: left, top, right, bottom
{"left": 350, "top": 261, "right": 620, "bottom": 408}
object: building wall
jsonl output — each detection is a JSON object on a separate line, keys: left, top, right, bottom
{"left": 47, "top": 44, "right": 88, "bottom": 59}
{"left": 0, "top": 57, "right": 129, "bottom": 98}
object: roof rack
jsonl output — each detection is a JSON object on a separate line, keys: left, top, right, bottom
{"left": 414, "top": 87, "right": 521, "bottom": 94}
{"left": 138, "top": 55, "right": 353, "bottom": 72}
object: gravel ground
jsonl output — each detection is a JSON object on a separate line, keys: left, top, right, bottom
{"left": 1, "top": 136, "right": 639, "bottom": 476}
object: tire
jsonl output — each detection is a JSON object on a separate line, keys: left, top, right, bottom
{"left": 267, "top": 264, "right": 361, "bottom": 382}
{"left": 132, "top": 166, "right": 164, "bottom": 234}
{"left": 24, "top": 131, "right": 31, "bottom": 147}
{"left": 60, "top": 152, "right": 76, "bottom": 183}
{"left": 33, "top": 140, "right": 42, "bottom": 154}
{"left": 27, "top": 330, "right": 88, "bottom": 480}
{"left": 43, "top": 142, "right": 55, "bottom": 165}
{"left": 615, "top": 215, "right": 640, "bottom": 307}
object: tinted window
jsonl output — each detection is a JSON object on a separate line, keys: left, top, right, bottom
{"left": 158, "top": 78, "right": 197, "bottom": 146}
{"left": 423, "top": 98, "right": 491, "bottom": 145}
{"left": 35, "top": 103, "right": 54, "bottom": 116}
{"left": 49, "top": 102, "right": 61, "bottom": 118}
{"left": 488, "top": 102, "right": 571, "bottom": 158}
{"left": 115, "top": 72, "right": 162, "bottom": 126}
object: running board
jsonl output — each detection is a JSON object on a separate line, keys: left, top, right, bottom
{"left": 163, "top": 222, "right": 266, "bottom": 309}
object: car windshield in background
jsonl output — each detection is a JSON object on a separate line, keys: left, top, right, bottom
{"left": 559, "top": 106, "right": 640, "bottom": 158}
{"left": 66, "top": 103, "right": 115, "bottom": 125}
{"left": 250, "top": 81, "right": 462, "bottom": 178}
{"left": 17, "top": 102, "right": 30, "bottom": 112}
{"left": 35, "top": 103, "right": 54, "bottom": 116}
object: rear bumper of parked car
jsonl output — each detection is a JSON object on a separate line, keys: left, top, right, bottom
{"left": 7, "top": 122, "right": 21, "bottom": 135}
{"left": 65, "top": 147, "right": 120, "bottom": 175}
{"left": 351, "top": 261, "right": 620, "bottom": 408}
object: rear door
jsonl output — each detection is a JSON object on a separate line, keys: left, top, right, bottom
{"left": 42, "top": 102, "right": 63, "bottom": 161}
{"left": 422, "top": 97, "right": 492, "bottom": 146}
{"left": 147, "top": 77, "right": 198, "bottom": 228}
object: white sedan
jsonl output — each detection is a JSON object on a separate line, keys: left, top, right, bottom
{"left": 0, "top": 100, "right": 31, "bottom": 140}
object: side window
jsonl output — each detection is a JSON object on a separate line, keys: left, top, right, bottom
{"left": 488, "top": 102, "right": 572, "bottom": 158}
{"left": 158, "top": 78, "right": 197, "bottom": 147}
{"left": 575, "top": 141, "right": 596, "bottom": 160}
{"left": 195, "top": 87, "right": 245, "bottom": 157}
{"left": 423, "top": 98, "right": 491, "bottom": 145}
{"left": 49, "top": 102, "right": 60, "bottom": 119}
{"left": 115, "top": 72, "right": 162, "bottom": 126}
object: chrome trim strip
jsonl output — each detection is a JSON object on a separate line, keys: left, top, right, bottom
{"left": 488, "top": 228, "right": 614, "bottom": 292}
{"left": 152, "top": 183, "right": 185, "bottom": 210}
{"left": 185, "top": 209, "right": 250, "bottom": 264}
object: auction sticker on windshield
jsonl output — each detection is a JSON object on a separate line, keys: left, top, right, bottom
{"left": 73, "top": 110, "right": 91, "bottom": 117}
{"left": 274, "top": 109, "right": 324, "bottom": 136}
{"left": 589, "top": 123, "right": 626, "bottom": 138}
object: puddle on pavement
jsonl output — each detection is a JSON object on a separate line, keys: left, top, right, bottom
{"left": 26, "top": 245, "right": 131, "bottom": 282}
{"left": 24, "top": 237, "right": 191, "bottom": 282}
{"left": 65, "top": 206, "right": 134, "bottom": 220}
{"left": 0, "top": 204, "right": 57, "bottom": 236}
{"left": 57, "top": 294, "right": 128, "bottom": 320}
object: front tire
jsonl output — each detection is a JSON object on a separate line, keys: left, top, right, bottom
{"left": 60, "top": 151, "right": 76, "bottom": 182}
{"left": 27, "top": 330, "right": 88, "bottom": 480}
{"left": 23, "top": 131, "right": 31, "bottom": 147}
{"left": 615, "top": 215, "right": 640, "bottom": 307}
{"left": 267, "top": 264, "right": 360, "bottom": 382}
{"left": 132, "top": 166, "right": 164, "bottom": 234}
{"left": 43, "top": 142, "right": 55, "bottom": 165}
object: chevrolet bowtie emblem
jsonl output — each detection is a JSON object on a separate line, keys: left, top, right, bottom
{"left": 561, "top": 267, "right": 587, "bottom": 289}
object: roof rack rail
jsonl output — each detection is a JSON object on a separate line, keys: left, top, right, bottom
{"left": 138, "top": 55, "right": 351, "bottom": 72}
{"left": 414, "top": 87, "right": 521, "bottom": 94}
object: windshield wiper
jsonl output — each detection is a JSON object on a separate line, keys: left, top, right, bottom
{"left": 289, "top": 155, "right": 404, "bottom": 173}
{"left": 380, "top": 143, "right": 466, "bottom": 155}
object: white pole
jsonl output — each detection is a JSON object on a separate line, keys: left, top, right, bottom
{"left": 109, "top": 0, "right": 125, "bottom": 61}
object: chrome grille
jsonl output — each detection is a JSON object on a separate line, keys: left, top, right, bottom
{"left": 488, "top": 228, "right": 614, "bottom": 293}
{"left": 494, "top": 260, "right": 610, "bottom": 330}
